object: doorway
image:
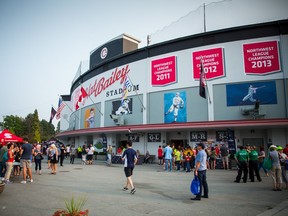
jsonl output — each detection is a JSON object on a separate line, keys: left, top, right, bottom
{"left": 242, "top": 138, "right": 264, "bottom": 148}
{"left": 170, "top": 139, "right": 187, "bottom": 149}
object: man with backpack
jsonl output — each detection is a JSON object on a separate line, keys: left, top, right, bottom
{"left": 0, "top": 143, "right": 8, "bottom": 181}
{"left": 220, "top": 144, "right": 229, "bottom": 170}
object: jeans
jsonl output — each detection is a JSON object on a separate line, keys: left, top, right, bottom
{"left": 186, "top": 161, "right": 191, "bottom": 172}
{"left": 196, "top": 170, "right": 209, "bottom": 198}
{"left": 165, "top": 159, "right": 172, "bottom": 171}
{"left": 258, "top": 161, "right": 268, "bottom": 174}
{"left": 35, "top": 159, "right": 42, "bottom": 171}
{"left": 175, "top": 160, "right": 181, "bottom": 170}
{"left": 0, "top": 161, "right": 6, "bottom": 178}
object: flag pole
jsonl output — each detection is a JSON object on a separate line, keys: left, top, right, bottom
{"left": 127, "top": 74, "right": 146, "bottom": 110}
{"left": 80, "top": 84, "right": 103, "bottom": 116}
{"left": 57, "top": 95, "right": 80, "bottom": 121}
{"left": 52, "top": 104, "right": 70, "bottom": 124}
{"left": 203, "top": 70, "right": 212, "bottom": 104}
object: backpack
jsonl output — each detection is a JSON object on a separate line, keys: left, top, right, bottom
{"left": 3, "top": 151, "right": 8, "bottom": 162}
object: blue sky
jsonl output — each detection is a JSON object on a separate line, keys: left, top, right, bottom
{"left": 0, "top": 0, "right": 219, "bottom": 125}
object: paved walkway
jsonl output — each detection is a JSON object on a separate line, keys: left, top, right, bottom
{"left": 0, "top": 159, "right": 287, "bottom": 216}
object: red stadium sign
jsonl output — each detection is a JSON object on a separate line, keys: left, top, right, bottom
{"left": 151, "top": 56, "right": 177, "bottom": 86}
{"left": 243, "top": 41, "right": 281, "bottom": 75}
{"left": 192, "top": 48, "right": 225, "bottom": 80}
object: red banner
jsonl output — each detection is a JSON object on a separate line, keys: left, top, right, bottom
{"left": 151, "top": 56, "right": 176, "bottom": 86}
{"left": 243, "top": 41, "right": 281, "bottom": 74}
{"left": 192, "top": 48, "right": 225, "bottom": 80}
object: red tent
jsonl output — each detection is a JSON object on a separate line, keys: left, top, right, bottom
{"left": 0, "top": 129, "right": 23, "bottom": 145}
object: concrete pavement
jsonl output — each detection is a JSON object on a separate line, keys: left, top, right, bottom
{"left": 0, "top": 158, "right": 287, "bottom": 216}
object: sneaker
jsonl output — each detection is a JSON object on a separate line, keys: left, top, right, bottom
{"left": 123, "top": 187, "right": 128, "bottom": 191}
{"left": 5, "top": 180, "right": 12, "bottom": 184}
{"left": 131, "top": 188, "right": 136, "bottom": 194}
{"left": 20, "top": 181, "right": 27, "bottom": 184}
{"left": 30, "top": 179, "right": 33, "bottom": 183}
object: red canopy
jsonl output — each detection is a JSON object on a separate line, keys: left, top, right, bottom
{"left": 0, "top": 129, "right": 23, "bottom": 145}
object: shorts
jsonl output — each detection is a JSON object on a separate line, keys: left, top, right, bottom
{"left": 124, "top": 167, "right": 134, "bottom": 177}
{"left": 158, "top": 156, "right": 163, "bottom": 160}
{"left": 20, "top": 159, "right": 31, "bottom": 169}
{"left": 87, "top": 155, "right": 93, "bottom": 160}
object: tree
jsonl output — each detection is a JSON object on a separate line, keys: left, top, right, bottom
{"left": 24, "top": 113, "right": 34, "bottom": 141}
{"left": 40, "top": 119, "right": 55, "bottom": 141}
{"left": 56, "top": 121, "right": 60, "bottom": 133}
{"left": 1, "top": 115, "right": 25, "bottom": 136}
{"left": 1, "top": 111, "right": 56, "bottom": 142}
{"left": 32, "top": 109, "right": 41, "bottom": 143}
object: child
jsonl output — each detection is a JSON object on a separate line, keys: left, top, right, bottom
{"left": 185, "top": 152, "right": 192, "bottom": 172}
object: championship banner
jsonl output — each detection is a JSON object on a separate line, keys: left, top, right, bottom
{"left": 192, "top": 48, "right": 225, "bottom": 80}
{"left": 151, "top": 56, "right": 177, "bottom": 86}
{"left": 243, "top": 41, "right": 281, "bottom": 74}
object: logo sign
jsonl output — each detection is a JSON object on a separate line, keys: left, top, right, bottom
{"left": 127, "top": 134, "right": 140, "bottom": 142}
{"left": 216, "top": 131, "right": 228, "bottom": 142}
{"left": 151, "top": 56, "right": 177, "bottom": 86}
{"left": 100, "top": 47, "right": 108, "bottom": 59}
{"left": 4, "top": 133, "right": 12, "bottom": 139}
{"left": 243, "top": 41, "right": 281, "bottom": 75}
{"left": 190, "top": 131, "right": 207, "bottom": 142}
{"left": 147, "top": 133, "right": 161, "bottom": 142}
{"left": 192, "top": 48, "right": 225, "bottom": 80}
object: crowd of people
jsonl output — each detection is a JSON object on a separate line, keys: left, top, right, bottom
{"left": 0, "top": 139, "right": 101, "bottom": 185}
{"left": 1, "top": 138, "right": 287, "bottom": 199}
{"left": 233, "top": 143, "right": 288, "bottom": 191}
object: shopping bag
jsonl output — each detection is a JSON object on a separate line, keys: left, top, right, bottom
{"left": 263, "top": 157, "right": 272, "bottom": 170}
{"left": 190, "top": 175, "right": 200, "bottom": 195}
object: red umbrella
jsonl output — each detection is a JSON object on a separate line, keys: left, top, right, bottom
{"left": 0, "top": 129, "right": 23, "bottom": 145}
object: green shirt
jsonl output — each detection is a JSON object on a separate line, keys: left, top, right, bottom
{"left": 235, "top": 150, "right": 248, "bottom": 162}
{"left": 174, "top": 150, "right": 181, "bottom": 161}
{"left": 249, "top": 150, "right": 258, "bottom": 161}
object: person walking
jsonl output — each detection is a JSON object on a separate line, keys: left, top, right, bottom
{"left": 220, "top": 144, "right": 229, "bottom": 170}
{"left": 3, "top": 143, "right": 15, "bottom": 184}
{"left": 191, "top": 142, "right": 209, "bottom": 201}
{"left": 0, "top": 143, "right": 8, "bottom": 181}
{"left": 234, "top": 145, "right": 249, "bottom": 183}
{"left": 121, "top": 141, "right": 137, "bottom": 194}
{"left": 86, "top": 144, "right": 95, "bottom": 165}
{"left": 34, "top": 144, "right": 43, "bottom": 175}
{"left": 20, "top": 138, "right": 34, "bottom": 184}
{"left": 157, "top": 145, "right": 163, "bottom": 165}
{"left": 81, "top": 145, "right": 87, "bottom": 165}
{"left": 164, "top": 143, "right": 173, "bottom": 172}
{"left": 269, "top": 145, "right": 282, "bottom": 191}
{"left": 248, "top": 146, "right": 262, "bottom": 182}
{"left": 277, "top": 146, "right": 288, "bottom": 190}
{"left": 59, "top": 144, "right": 66, "bottom": 166}
{"left": 106, "top": 145, "right": 113, "bottom": 166}
{"left": 70, "top": 145, "right": 76, "bottom": 164}
{"left": 49, "top": 144, "right": 59, "bottom": 174}
{"left": 258, "top": 146, "right": 269, "bottom": 177}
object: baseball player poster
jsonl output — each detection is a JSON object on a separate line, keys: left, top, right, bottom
{"left": 164, "top": 91, "right": 187, "bottom": 123}
{"left": 226, "top": 81, "right": 277, "bottom": 106}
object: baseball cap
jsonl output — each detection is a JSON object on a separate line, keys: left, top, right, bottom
{"left": 269, "top": 145, "right": 277, "bottom": 149}
{"left": 277, "top": 146, "right": 283, "bottom": 151}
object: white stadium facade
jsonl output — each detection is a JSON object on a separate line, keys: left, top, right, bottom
{"left": 56, "top": 0, "right": 288, "bottom": 156}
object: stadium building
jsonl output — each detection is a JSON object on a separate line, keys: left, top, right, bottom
{"left": 56, "top": 0, "right": 288, "bottom": 157}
